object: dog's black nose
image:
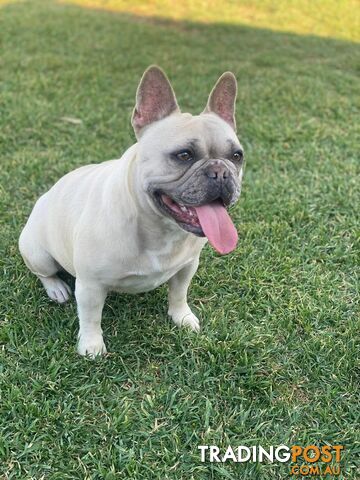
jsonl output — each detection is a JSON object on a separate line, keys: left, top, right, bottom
{"left": 205, "top": 161, "right": 229, "bottom": 180}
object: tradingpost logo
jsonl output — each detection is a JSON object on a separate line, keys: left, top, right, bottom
{"left": 198, "top": 444, "right": 344, "bottom": 476}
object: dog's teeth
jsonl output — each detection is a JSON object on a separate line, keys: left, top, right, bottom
{"left": 180, "top": 206, "right": 187, "bottom": 212}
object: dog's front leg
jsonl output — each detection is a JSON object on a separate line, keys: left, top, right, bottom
{"left": 76, "top": 279, "right": 107, "bottom": 357}
{"left": 168, "top": 258, "right": 200, "bottom": 332}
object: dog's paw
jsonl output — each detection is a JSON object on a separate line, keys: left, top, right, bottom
{"left": 181, "top": 312, "right": 200, "bottom": 332}
{"left": 77, "top": 334, "right": 107, "bottom": 358}
{"left": 169, "top": 308, "right": 200, "bottom": 332}
{"left": 40, "top": 275, "right": 72, "bottom": 304}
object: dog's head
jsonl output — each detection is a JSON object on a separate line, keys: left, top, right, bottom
{"left": 132, "top": 66, "right": 244, "bottom": 255}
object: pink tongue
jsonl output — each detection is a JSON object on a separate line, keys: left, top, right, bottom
{"left": 194, "top": 202, "right": 238, "bottom": 255}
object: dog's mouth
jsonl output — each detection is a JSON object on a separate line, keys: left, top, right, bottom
{"left": 155, "top": 193, "right": 238, "bottom": 255}
{"left": 160, "top": 193, "right": 203, "bottom": 232}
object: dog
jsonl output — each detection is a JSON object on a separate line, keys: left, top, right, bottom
{"left": 19, "top": 66, "right": 245, "bottom": 357}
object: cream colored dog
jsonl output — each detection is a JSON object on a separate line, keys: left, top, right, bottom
{"left": 19, "top": 66, "right": 244, "bottom": 357}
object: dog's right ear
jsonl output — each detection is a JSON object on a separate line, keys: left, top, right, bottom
{"left": 131, "top": 66, "right": 180, "bottom": 138}
{"left": 203, "top": 72, "right": 237, "bottom": 131}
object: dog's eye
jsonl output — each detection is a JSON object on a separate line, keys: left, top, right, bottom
{"left": 176, "top": 150, "right": 193, "bottom": 161}
{"left": 232, "top": 150, "right": 244, "bottom": 161}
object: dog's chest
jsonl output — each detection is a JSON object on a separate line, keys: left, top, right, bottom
{"left": 113, "top": 266, "right": 183, "bottom": 294}
{"left": 105, "top": 237, "right": 204, "bottom": 294}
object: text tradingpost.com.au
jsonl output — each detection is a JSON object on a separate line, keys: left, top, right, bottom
{"left": 198, "top": 445, "right": 344, "bottom": 476}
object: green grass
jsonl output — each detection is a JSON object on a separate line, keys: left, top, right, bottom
{"left": 64, "top": 0, "right": 360, "bottom": 42}
{"left": 0, "top": 1, "right": 359, "bottom": 479}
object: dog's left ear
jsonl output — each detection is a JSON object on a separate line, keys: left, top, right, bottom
{"left": 203, "top": 72, "right": 237, "bottom": 131}
{"left": 132, "top": 65, "right": 180, "bottom": 138}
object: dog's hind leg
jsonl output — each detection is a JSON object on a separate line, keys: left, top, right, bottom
{"left": 19, "top": 227, "right": 72, "bottom": 304}
{"left": 38, "top": 275, "right": 72, "bottom": 304}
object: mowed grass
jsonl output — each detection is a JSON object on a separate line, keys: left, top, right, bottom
{"left": 65, "top": 0, "right": 360, "bottom": 42}
{"left": 0, "top": 1, "right": 359, "bottom": 479}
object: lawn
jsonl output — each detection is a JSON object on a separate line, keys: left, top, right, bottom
{"left": 0, "top": 1, "right": 359, "bottom": 479}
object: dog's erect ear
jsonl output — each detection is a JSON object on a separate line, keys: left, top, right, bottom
{"left": 132, "top": 66, "right": 180, "bottom": 137}
{"left": 203, "top": 72, "right": 237, "bottom": 131}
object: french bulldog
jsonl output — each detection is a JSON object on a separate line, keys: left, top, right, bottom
{"left": 19, "top": 66, "right": 245, "bottom": 357}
